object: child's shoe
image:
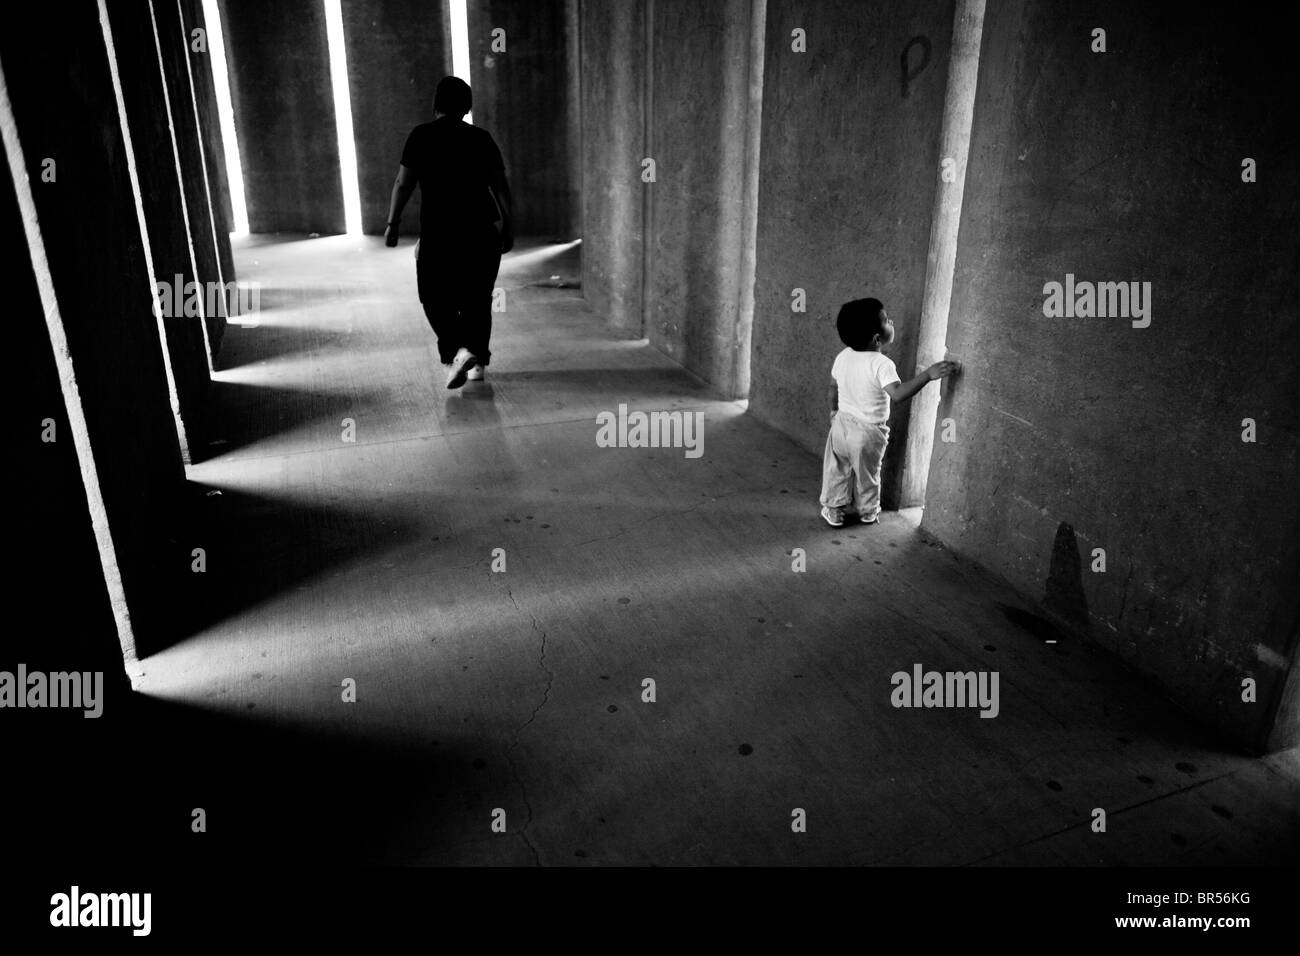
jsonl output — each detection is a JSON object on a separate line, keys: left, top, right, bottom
{"left": 859, "top": 512, "right": 879, "bottom": 525}
{"left": 466, "top": 364, "right": 485, "bottom": 382}
{"left": 820, "top": 505, "right": 845, "bottom": 527}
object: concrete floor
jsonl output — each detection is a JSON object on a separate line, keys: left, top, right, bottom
{"left": 128, "top": 234, "right": 1300, "bottom": 866}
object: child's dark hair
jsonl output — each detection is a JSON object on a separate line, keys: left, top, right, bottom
{"left": 836, "top": 298, "right": 887, "bottom": 350}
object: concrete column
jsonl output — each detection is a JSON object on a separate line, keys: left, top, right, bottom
{"left": 899, "top": 0, "right": 984, "bottom": 508}
{"left": 639, "top": 0, "right": 653, "bottom": 340}
{"left": 732, "top": 0, "right": 767, "bottom": 400}
{"left": 1, "top": 0, "right": 191, "bottom": 663}
{"left": 579, "top": 0, "right": 647, "bottom": 334}
{"left": 3, "top": 131, "right": 132, "bottom": 693}
{"left": 156, "top": 0, "right": 228, "bottom": 367}
{"left": 564, "top": 0, "right": 582, "bottom": 238}
{"left": 103, "top": 0, "right": 214, "bottom": 462}
{"left": 181, "top": 0, "right": 237, "bottom": 354}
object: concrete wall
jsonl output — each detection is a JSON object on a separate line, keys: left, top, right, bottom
{"left": 749, "top": 0, "right": 954, "bottom": 505}
{"left": 579, "top": 0, "right": 762, "bottom": 393}
{"left": 642, "top": 0, "right": 756, "bottom": 398}
{"left": 923, "top": 0, "right": 1300, "bottom": 752}
{"left": 579, "top": 0, "right": 952, "bottom": 404}
{"left": 219, "top": 0, "right": 344, "bottom": 234}
{"left": 344, "top": 0, "right": 450, "bottom": 236}
{"left": 579, "top": 0, "right": 646, "bottom": 335}
{"left": 468, "top": 0, "right": 577, "bottom": 239}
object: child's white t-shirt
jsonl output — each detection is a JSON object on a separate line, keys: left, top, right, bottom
{"left": 832, "top": 348, "right": 901, "bottom": 424}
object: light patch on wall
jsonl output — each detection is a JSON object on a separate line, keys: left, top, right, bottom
{"left": 201, "top": 0, "right": 248, "bottom": 235}
{"left": 323, "top": 0, "right": 362, "bottom": 235}
{"left": 1255, "top": 644, "right": 1288, "bottom": 670}
{"left": 449, "top": 0, "right": 473, "bottom": 124}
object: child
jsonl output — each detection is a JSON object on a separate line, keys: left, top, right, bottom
{"left": 820, "top": 298, "right": 958, "bottom": 527}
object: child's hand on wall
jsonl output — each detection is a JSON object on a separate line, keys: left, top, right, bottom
{"left": 926, "top": 359, "right": 960, "bottom": 381}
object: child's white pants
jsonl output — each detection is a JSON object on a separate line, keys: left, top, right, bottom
{"left": 819, "top": 410, "right": 889, "bottom": 520}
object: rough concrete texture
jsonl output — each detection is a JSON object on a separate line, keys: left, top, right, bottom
{"left": 82, "top": 234, "right": 1297, "bottom": 865}
{"left": 181, "top": 0, "right": 236, "bottom": 353}
{"left": 218, "top": 0, "right": 345, "bottom": 234}
{"left": 749, "top": 0, "right": 953, "bottom": 508}
{"left": 579, "top": 0, "right": 760, "bottom": 395}
{"left": 158, "top": 0, "right": 229, "bottom": 362}
{"left": 1, "top": 2, "right": 189, "bottom": 655}
{"left": 579, "top": 0, "right": 646, "bottom": 335}
{"left": 343, "top": 0, "right": 449, "bottom": 236}
{"left": 468, "top": 0, "right": 578, "bottom": 239}
{"left": 924, "top": 0, "right": 1300, "bottom": 752}
{"left": 643, "top": 0, "right": 755, "bottom": 399}
{"left": 105, "top": 0, "right": 213, "bottom": 461}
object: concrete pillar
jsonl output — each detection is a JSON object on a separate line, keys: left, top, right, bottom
{"left": 579, "top": 0, "right": 647, "bottom": 334}
{"left": 181, "top": 0, "right": 237, "bottom": 354}
{"left": 1, "top": 0, "right": 191, "bottom": 663}
{"left": 156, "top": 0, "right": 229, "bottom": 367}
{"left": 218, "top": 0, "right": 344, "bottom": 234}
{"left": 732, "top": 0, "right": 767, "bottom": 401}
{"left": 899, "top": 0, "right": 984, "bottom": 508}
{"left": 564, "top": 0, "right": 582, "bottom": 238}
{"left": 2, "top": 133, "right": 133, "bottom": 694}
{"left": 639, "top": 0, "right": 653, "bottom": 338}
{"left": 103, "top": 0, "right": 215, "bottom": 462}
{"left": 343, "top": 0, "right": 451, "bottom": 237}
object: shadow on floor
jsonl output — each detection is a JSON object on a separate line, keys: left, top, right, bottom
{"left": 195, "top": 380, "right": 390, "bottom": 459}
{"left": 137, "top": 482, "right": 425, "bottom": 656}
{"left": 8, "top": 691, "right": 492, "bottom": 865}
{"left": 214, "top": 307, "right": 361, "bottom": 371}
